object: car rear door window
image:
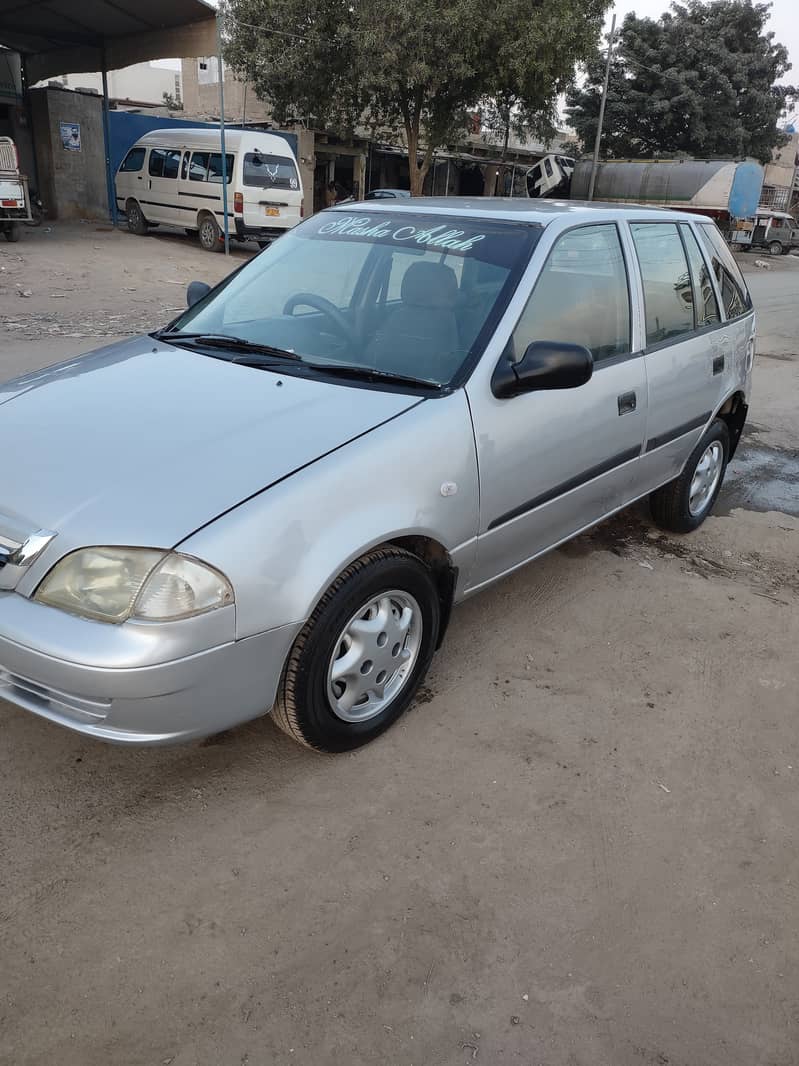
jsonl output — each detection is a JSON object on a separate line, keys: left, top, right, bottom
{"left": 680, "top": 224, "right": 721, "bottom": 328}
{"left": 243, "top": 152, "right": 299, "bottom": 190}
{"left": 509, "top": 223, "right": 631, "bottom": 362}
{"left": 698, "top": 222, "right": 752, "bottom": 319}
{"left": 148, "top": 148, "right": 166, "bottom": 177}
{"left": 630, "top": 222, "right": 694, "bottom": 346}
{"left": 162, "top": 149, "right": 182, "bottom": 180}
{"left": 189, "top": 152, "right": 210, "bottom": 181}
{"left": 207, "top": 153, "right": 234, "bottom": 184}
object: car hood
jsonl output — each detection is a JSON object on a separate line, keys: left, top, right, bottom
{"left": 0, "top": 338, "right": 419, "bottom": 551}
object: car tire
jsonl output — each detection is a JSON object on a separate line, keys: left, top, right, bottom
{"left": 126, "top": 199, "right": 148, "bottom": 236}
{"left": 649, "top": 419, "right": 730, "bottom": 534}
{"left": 3, "top": 222, "right": 20, "bottom": 242}
{"left": 769, "top": 240, "right": 783, "bottom": 256}
{"left": 272, "top": 547, "right": 440, "bottom": 752}
{"left": 198, "top": 213, "right": 223, "bottom": 252}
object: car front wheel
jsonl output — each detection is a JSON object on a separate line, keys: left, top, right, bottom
{"left": 126, "top": 199, "right": 148, "bottom": 236}
{"left": 649, "top": 419, "right": 730, "bottom": 533}
{"left": 272, "top": 548, "right": 440, "bottom": 752}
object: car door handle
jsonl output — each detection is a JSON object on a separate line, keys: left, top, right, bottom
{"left": 712, "top": 354, "right": 725, "bottom": 375}
{"left": 617, "top": 391, "right": 637, "bottom": 415}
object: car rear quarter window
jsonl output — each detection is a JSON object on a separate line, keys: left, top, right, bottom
{"left": 509, "top": 223, "right": 631, "bottom": 362}
{"left": 698, "top": 222, "right": 752, "bottom": 319}
{"left": 630, "top": 222, "right": 694, "bottom": 346}
{"left": 679, "top": 224, "right": 721, "bottom": 328}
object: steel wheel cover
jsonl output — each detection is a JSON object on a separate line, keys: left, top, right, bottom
{"left": 326, "top": 590, "right": 423, "bottom": 723}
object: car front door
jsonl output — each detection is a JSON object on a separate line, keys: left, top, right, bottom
{"left": 464, "top": 221, "right": 648, "bottom": 592}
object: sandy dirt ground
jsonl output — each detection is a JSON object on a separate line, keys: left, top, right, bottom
{"left": 1, "top": 223, "right": 798, "bottom": 1066}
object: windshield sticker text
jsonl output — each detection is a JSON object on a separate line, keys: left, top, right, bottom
{"left": 317, "top": 215, "right": 486, "bottom": 251}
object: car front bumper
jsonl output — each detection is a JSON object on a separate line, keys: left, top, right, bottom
{"left": 0, "top": 593, "right": 301, "bottom": 744}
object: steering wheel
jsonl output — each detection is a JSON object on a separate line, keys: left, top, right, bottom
{"left": 282, "top": 292, "right": 356, "bottom": 346}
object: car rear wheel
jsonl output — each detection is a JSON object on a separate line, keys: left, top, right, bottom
{"left": 3, "top": 222, "right": 20, "bottom": 242}
{"left": 649, "top": 419, "right": 730, "bottom": 533}
{"left": 198, "top": 213, "right": 223, "bottom": 252}
{"left": 125, "top": 199, "right": 148, "bottom": 236}
{"left": 272, "top": 548, "right": 440, "bottom": 752}
{"left": 769, "top": 240, "right": 783, "bottom": 256}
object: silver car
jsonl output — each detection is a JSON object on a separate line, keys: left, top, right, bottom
{"left": 0, "top": 201, "right": 754, "bottom": 751}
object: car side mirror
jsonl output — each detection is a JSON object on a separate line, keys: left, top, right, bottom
{"left": 187, "top": 280, "right": 211, "bottom": 308}
{"left": 491, "top": 340, "right": 593, "bottom": 399}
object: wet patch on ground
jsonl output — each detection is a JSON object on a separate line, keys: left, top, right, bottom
{"left": 560, "top": 497, "right": 798, "bottom": 604}
{"left": 720, "top": 443, "right": 799, "bottom": 517}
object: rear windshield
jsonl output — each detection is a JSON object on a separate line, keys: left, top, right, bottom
{"left": 243, "top": 152, "right": 299, "bottom": 190}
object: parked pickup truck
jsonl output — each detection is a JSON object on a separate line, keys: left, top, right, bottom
{"left": 747, "top": 210, "right": 799, "bottom": 256}
{"left": 0, "top": 136, "right": 33, "bottom": 242}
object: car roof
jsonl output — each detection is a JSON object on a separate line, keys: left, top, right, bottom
{"left": 133, "top": 128, "right": 294, "bottom": 153}
{"left": 327, "top": 196, "right": 713, "bottom": 225}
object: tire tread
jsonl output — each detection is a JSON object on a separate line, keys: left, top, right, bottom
{"left": 272, "top": 547, "right": 422, "bottom": 751}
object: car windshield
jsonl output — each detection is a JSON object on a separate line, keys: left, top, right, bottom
{"left": 170, "top": 211, "right": 540, "bottom": 387}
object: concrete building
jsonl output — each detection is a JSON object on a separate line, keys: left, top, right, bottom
{"left": 37, "top": 61, "right": 183, "bottom": 110}
{"left": 761, "top": 130, "right": 799, "bottom": 212}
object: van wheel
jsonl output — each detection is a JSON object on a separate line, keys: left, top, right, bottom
{"left": 198, "top": 214, "right": 223, "bottom": 252}
{"left": 125, "top": 199, "right": 148, "bottom": 236}
{"left": 769, "top": 240, "right": 783, "bottom": 256}
{"left": 272, "top": 548, "right": 440, "bottom": 752}
{"left": 3, "top": 222, "right": 20, "bottom": 242}
{"left": 649, "top": 419, "right": 730, "bottom": 533}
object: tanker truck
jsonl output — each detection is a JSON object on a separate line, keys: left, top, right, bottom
{"left": 524, "top": 156, "right": 769, "bottom": 248}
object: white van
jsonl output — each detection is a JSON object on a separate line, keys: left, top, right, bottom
{"left": 115, "top": 128, "right": 303, "bottom": 251}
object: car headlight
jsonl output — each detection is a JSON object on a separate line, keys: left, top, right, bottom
{"left": 34, "top": 547, "right": 234, "bottom": 624}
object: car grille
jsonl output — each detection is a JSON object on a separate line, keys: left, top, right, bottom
{"left": 0, "top": 665, "right": 110, "bottom": 722}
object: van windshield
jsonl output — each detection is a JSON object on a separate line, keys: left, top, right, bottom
{"left": 167, "top": 211, "right": 539, "bottom": 387}
{"left": 243, "top": 152, "right": 299, "bottom": 190}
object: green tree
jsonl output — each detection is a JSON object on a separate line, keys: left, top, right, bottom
{"left": 222, "top": 0, "right": 609, "bottom": 195}
{"left": 566, "top": 0, "right": 796, "bottom": 164}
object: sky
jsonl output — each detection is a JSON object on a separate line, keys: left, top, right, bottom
{"left": 604, "top": 0, "right": 797, "bottom": 85}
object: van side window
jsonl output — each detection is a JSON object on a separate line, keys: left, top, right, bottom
{"left": 207, "top": 153, "right": 234, "bottom": 184}
{"left": 180, "top": 152, "right": 188, "bottom": 180}
{"left": 679, "top": 224, "right": 720, "bottom": 328}
{"left": 630, "top": 222, "right": 694, "bottom": 346}
{"left": 148, "top": 148, "right": 167, "bottom": 177}
{"left": 120, "top": 147, "right": 145, "bottom": 172}
{"left": 189, "top": 152, "right": 210, "bottom": 181}
{"left": 698, "top": 223, "right": 751, "bottom": 319}
{"left": 508, "top": 224, "right": 630, "bottom": 362}
{"left": 162, "top": 150, "right": 181, "bottom": 180}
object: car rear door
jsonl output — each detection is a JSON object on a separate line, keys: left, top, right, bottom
{"left": 241, "top": 149, "right": 302, "bottom": 230}
{"left": 631, "top": 220, "right": 735, "bottom": 490}
{"left": 465, "top": 221, "right": 648, "bottom": 591}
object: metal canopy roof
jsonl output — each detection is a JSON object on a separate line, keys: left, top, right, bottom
{"left": 0, "top": 0, "right": 217, "bottom": 82}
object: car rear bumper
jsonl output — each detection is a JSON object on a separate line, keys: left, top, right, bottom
{"left": 0, "top": 595, "right": 301, "bottom": 744}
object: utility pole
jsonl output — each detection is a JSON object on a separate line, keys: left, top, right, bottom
{"left": 588, "top": 12, "right": 616, "bottom": 202}
{"left": 216, "top": 12, "right": 230, "bottom": 255}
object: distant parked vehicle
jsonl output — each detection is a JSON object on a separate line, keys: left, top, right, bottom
{"left": 746, "top": 210, "right": 799, "bottom": 255}
{"left": 0, "top": 136, "right": 35, "bottom": 242}
{"left": 524, "top": 155, "right": 575, "bottom": 198}
{"left": 115, "top": 128, "right": 304, "bottom": 251}
{"left": 365, "top": 188, "right": 412, "bottom": 200}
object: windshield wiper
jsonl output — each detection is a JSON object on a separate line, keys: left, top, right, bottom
{"left": 304, "top": 362, "right": 442, "bottom": 390}
{"left": 155, "top": 331, "right": 301, "bottom": 361}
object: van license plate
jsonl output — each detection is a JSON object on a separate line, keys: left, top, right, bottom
{"left": 265, "top": 207, "right": 280, "bottom": 217}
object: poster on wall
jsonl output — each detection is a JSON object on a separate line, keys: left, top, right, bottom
{"left": 60, "top": 122, "right": 81, "bottom": 151}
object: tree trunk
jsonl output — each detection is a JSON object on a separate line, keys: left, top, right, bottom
{"left": 405, "top": 101, "right": 436, "bottom": 197}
